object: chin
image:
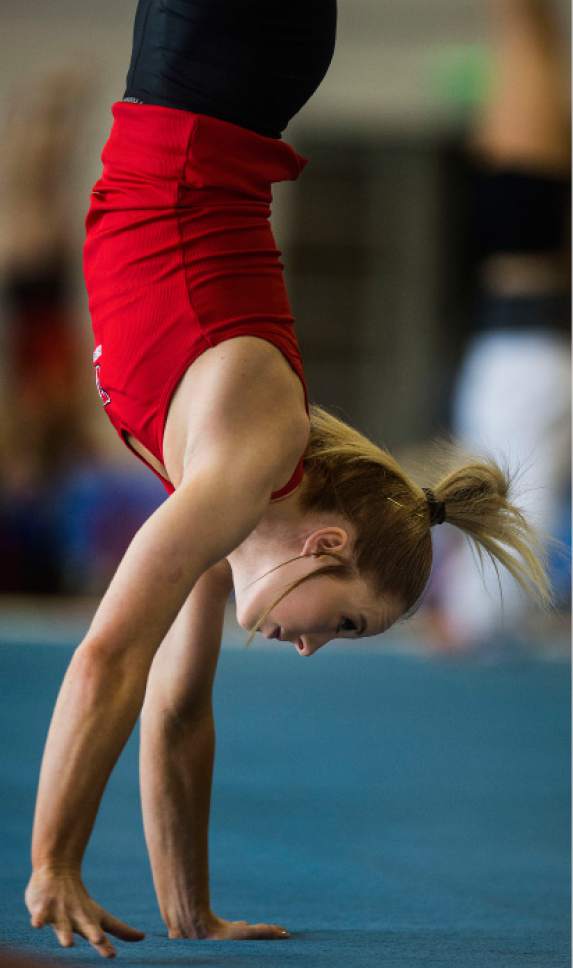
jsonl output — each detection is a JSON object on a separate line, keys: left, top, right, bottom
{"left": 235, "top": 591, "right": 263, "bottom": 633}
{"left": 235, "top": 606, "right": 251, "bottom": 632}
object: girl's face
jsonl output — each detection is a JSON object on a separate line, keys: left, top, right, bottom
{"left": 236, "top": 556, "right": 401, "bottom": 657}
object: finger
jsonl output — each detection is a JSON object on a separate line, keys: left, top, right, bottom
{"left": 255, "top": 922, "right": 290, "bottom": 939}
{"left": 241, "top": 923, "right": 290, "bottom": 940}
{"left": 53, "top": 920, "right": 75, "bottom": 948}
{"left": 77, "top": 922, "right": 116, "bottom": 959}
{"left": 91, "top": 936, "right": 116, "bottom": 959}
{"left": 29, "top": 902, "right": 51, "bottom": 930}
{"left": 265, "top": 922, "right": 289, "bottom": 938}
{"left": 101, "top": 913, "right": 145, "bottom": 942}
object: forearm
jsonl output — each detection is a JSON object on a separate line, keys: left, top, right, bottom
{"left": 140, "top": 706, "right": 216, "bottom": 935}
{"left": 28, "top": 496, "right": 199, "bottom": 874}
{"left": 31, "top": 644, "right": 149, "bottom": 872}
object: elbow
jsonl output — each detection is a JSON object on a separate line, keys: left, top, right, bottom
{"left": 73, "top": 634, "right": 138, "bottom": 680}
{"left": 141, "top": 687, "right": 213, "bottom": 733}
{"left": 141, "top": 670, "right": 213, "bottom": 728}
{"left": 71, "top": 637, "right": 150, "bottom": 710}
{"left": 62, "top": 638, "right": 122, "bottom": 710}
{"left": 73, "top": 636, "right": 111, "bottom": 671}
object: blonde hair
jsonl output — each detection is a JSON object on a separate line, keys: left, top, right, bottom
{"left": 245, "top": 404, "right": 557, "bottom": 646}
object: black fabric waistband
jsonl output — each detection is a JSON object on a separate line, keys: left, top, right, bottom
{"left": 469, "top": 165, "right": 571, "bottom": 260}
{"left": 474, "top": 291, "right": 571, "bottom": 335}
{"left": 123, "top": 0, "right": 337, "bottom": 138}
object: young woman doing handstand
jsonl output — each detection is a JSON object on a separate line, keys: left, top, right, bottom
{"left": 25, "top": 0, "right": 552, "bottom": 957}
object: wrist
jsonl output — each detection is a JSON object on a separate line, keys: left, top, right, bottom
{"left": 30, "top": 861, "right": 82, "bottom": 879}
{"left": 163, "top": 903, "right": 215, "bottom": 939}
{"left": 32, "top": 845, "right": 83, "bottom": 878}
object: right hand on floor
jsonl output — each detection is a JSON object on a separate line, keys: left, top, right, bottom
{"left": 25, "top": 868, "right": 145, "bottom": 959}
{"left": 168, "top": 911, "right": 290, "bottom": 941}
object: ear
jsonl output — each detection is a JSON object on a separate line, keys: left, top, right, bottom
{"left": 301, "top": 527, "right": 351, "bottom": 558}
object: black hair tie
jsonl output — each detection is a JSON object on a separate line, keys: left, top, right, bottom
{"left": 422, "top": 487, "right": 446, "bottom": 526}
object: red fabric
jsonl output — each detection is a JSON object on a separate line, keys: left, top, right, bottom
{"left": 83, "top": 102, "right": 310, "bottom": 499}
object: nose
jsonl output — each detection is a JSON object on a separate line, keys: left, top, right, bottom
{"left": 295, "top": 638, "right": 311, "bottom": 656}
{"left": 296, "top": 633, "right": 331, "bottom": 657}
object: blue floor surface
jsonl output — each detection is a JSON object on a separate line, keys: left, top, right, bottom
{"left": 0, "top": 640, "right": 570, "bottom": 967}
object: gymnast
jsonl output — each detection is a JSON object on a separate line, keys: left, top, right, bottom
{"left": 25, "top": 0, "right": 552, "bottom": 957}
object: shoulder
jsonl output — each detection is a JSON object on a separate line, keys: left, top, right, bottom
{"left": 166, "top": 337, "right": 310, "bottom": 491}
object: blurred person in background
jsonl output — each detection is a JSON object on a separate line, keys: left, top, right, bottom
{"left": 0, "top": 73, "right": 167, "bottom": 596}
{"left": 0, "top": 73, "right": 97, "bottom": 593}
{"left": 424, "top": 0, "right": 571, "bottom": 650}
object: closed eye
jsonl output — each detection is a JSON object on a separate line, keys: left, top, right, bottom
{"left": 336, "top": 617, "right": 357, "bottom": 635}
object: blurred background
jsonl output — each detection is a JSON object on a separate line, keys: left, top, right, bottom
{"left": 0, "top": 0, "right": 570, "bottom": 655}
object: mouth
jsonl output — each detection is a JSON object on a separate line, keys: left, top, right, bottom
{"left": 258, "top": 627, "right": 305, "bottom": 652}
{"left": 257, "top": 624, "right": 282, "bottom": 640}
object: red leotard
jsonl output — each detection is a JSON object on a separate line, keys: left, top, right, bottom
{"left": 83, "top": 102, "right": 309, "bottom": 500}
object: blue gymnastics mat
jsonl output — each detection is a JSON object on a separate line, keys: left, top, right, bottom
{"left": 0, "top": 639, "right": 570, "bottom": 968}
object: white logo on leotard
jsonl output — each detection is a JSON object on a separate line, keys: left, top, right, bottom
{"left": 95, "top": 365, "right": 111, "bottom": 407}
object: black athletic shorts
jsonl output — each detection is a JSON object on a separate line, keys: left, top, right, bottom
{"left": 123, "top": 0, "right": 338, "bottom": 138}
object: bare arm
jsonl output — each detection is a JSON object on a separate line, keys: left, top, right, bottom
{"left": 140, "top": 563, "right": 229, "bottom": 932}
{"left": 139, "top": 562, "right": 289, "bottom": 941}
{"left": 30, "top": 464, "right": 272, "bottom": 874}
{"left": 25, "top": 436, "right": 300, "bottom": 956}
